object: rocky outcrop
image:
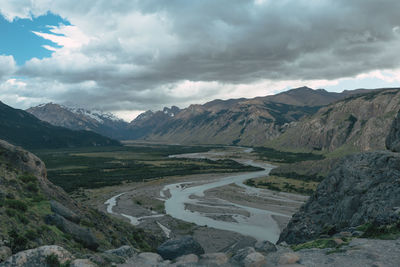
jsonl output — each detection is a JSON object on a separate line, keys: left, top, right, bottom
{"left": 386, "top": 109, "right": 400, "bottom": 152}
{"left": 157, "top": 236, "right": 205, "bottom": 260}
{"left": 45, "top": 214, "right": 99, "bottom": 250}
{"left": 0, "top": 247, "right": 11, "bottom": 262}
{"left": 50, "top": 200, "right": 81, "bottom": 223}
{"left": 279, "top": 151, "right": 400, "bottom": 244}
{"left": 0, "top": 245, "right": 73, "bottom": 267}
{"left": 104, "top": 245, "right": 138, "bottom": 259}
{"left": 0, "top": 139, "right": 47, "bottom": 179}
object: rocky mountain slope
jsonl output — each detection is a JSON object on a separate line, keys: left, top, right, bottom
{"left": 0, "top": 101, "right": 119, "bottom": 149}
{"left": 27, "top": 103, "right": 131, "bottom": 140}
{"left": 130, "top": 87, "right": 367, "bottom": 145}
{"left": 25, "top": 87, "right": 372, "bottom": 145}
{"left": 271, "top": 88, "right": 400, "bottom": 152}
{"left": 0, "top": 139, "right": 159, "bottom": 263}
{"left": 279, "top": 109, "right": 400, "bottom": 245}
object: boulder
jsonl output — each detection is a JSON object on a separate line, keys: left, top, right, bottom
{"left": 0, "top": 245, "right": 73, "bottom": 267}
{"left": 386, "top": 110, "right": 400, "bottom": 152}
{"left": 137, "top": 252, "right": 163, "bottom": 264}
{"left": 279, "top": 151, "right": 400, "bottom": 244}
{"left": 50, "top": 200, "right": 80, "bottom": 223}
{"left": 254, "top": 240, "right": 277, "bottom": 253}
{"left": 174, "top": 254, "right": 199, "bottom": 265}
{"left": 70, "top": 259, "right": 97, "bottom": 267}
{"left": 222, "top": 236, "right": 257, "bottom": 255}
{"left": 157, "top": 236, "right": 204, "bottom": 260}
{"left": 232, "top": 247, "right": 256, "bottom": 263}
{"left": 45, "top": 214, "right": 99, "bottom": 250}
{"left": 199, "top": 253, "right": 229, "bottom": 265}
{"left": 104, "top": 245, "right": 138, "bottom": 259}
{"left": 0, "top": 246, "right": 11, "bottom": 262}
{"left": 243, "top": 252, "right": 267, "bottom": 267}
{"left": 278, "top": 253, "right": 300, "bottom": 265}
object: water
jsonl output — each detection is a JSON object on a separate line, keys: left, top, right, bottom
{"left": 162, "top": 159, "right": 285, "bottom": 243}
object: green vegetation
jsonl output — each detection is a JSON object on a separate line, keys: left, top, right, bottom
{"left": 5, "top": 199, "right": 28, "bottom": 212}
{"left": 0, "top": 151, "right": 160, "bottom": 255}
{"left": 35, "top": 144, "right": 262, "bottom": 192}
{"left": 359, "top": 220, "right": 400, "bottom": 240}
{"left": 253, "top": 147, "right": 324, "bottom": 163}
{"left": 245, "top": 174, "right": 318, "bottom": 195}
{"left": 45, "top": 253, "right": 71, "bottom": 267}
{"left": 270, "top": 171, "right": 324, "bottom": 182}
{"left": 291, "top": 237, "right": 350, "bottom": 252}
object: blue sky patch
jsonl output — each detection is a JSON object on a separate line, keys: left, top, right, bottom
{"left": 0, "top": 13, "right": 69, "bottom": 65}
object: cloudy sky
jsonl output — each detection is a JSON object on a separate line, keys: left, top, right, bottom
{"left": 1, "top": 0, "right": 400, "bottom": 121}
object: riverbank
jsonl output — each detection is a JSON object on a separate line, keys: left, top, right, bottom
{"left": 76, "top": 147, "right": 307, "bottom": 252}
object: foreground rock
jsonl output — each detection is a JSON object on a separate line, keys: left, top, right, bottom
{"left": 0, "top": 245, "right": 73, "bottom": 267}
{"left": 0, "top": 247, "right": 11, "bottom": 262}
{"left": 279, "top": 151, "right": 400, "bottom": 244}
{"left": 157, "top": 236, "right": 205, "bottom": 260}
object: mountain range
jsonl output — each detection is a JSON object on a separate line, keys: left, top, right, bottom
{"left": 27, "top": 86, "right": 376, "bottom": 148}
{"left": 270, "top": 88, "right": 400, "bottom": 152}
{"left": 0, "top": 101, "right": 119, "bottom": 149}
{"left": 26, "top": 103, "right": 131, "bottom": 140}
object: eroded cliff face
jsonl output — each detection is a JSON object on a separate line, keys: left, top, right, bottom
{"left": 278, "top": 151, "right": 400, "bottom": 244}
{"left": 386, "top": 110, "right": 400, "bottom": 152}
{"left": 278, "top": 109, "right": 400, "bottom": 245}
{"left": 273, "top": 89, "right": 400, "bottom": 152}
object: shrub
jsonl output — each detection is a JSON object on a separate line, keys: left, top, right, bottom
{"left": 18, "top": 174, "right": 37, "bottom": 183}
{"left": 17, "top": 213, "right": 29, "bottom": 224}
{"left": 9, "top": 229, "right": 29, "bottom": 253}
{"left": 26, "top": 182, "right": 39, "bottom": 192}
{"left": 45, "top": 254, "right": 60, "bottom": 267}
{"left": 25, "top": 229, "right": 39, "bottom": 240}
{"left": 5, "top": 208, "right": 17, "bottom": 217}
{"left": 5, "top": 199, "right": 28, "bottom": 212}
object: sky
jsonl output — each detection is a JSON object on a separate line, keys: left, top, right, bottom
{"left": 1, "top": 1, "right": 400, "bottom": 122}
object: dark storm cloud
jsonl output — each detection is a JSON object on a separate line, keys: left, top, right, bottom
{"left": 2, "top": 0, "right": 400, "bottom": 112}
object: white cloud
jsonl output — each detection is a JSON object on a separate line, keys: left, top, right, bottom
{"left": 111, "top": 110, "right": 145, "bottom": 122}
{"left": 32, "top": 24, "right": 91, "bottom": 52}
{"left": 0, "top": 55, "right": 16, "bottom": 80}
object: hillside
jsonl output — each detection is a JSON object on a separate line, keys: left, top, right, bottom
{"left": 0, "top": 101, "right": 120, "bottom": 149}
{"left": 279, "top": 109, "right": 400, "bottom": 245}
{"left": 0, "top": 139, "right": 159, "bottom": 259}
{"left": 130, "top": 87, "right": 367, "bottom": 145}
{"left": 270, "top": 88, "right": 400, "bottom": 153}
{"left": 27, "top": 103, "right": 131, "bottom": 140}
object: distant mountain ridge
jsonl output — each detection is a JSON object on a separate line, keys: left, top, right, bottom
{"left": 128, "top": 87, "right": 373, "bottom": 145}
{"left": 26, "top": 87, "right": 376, "bottom": 146}
{"left": 27, "top": 103, "right": 131, "bottom": 140}
{"left": 0, "top": 101, "right": 119, "bottom": 149}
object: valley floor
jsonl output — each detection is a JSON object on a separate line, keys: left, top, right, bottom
{"left": 76, "top": 147, "right": 307, "bottom": 252}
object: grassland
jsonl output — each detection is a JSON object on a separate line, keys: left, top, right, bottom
{"left": 34, "top": 144, "right": 262, "bottom": 192}
{"left": 253, "top": 146, "right": 324, "bottom": 163}
{"left": 245, "top": 175, "right": 319, "bottom": 195}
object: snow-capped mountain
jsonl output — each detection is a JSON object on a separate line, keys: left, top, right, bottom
{"left": 26, "top": 103, "right": 132, "bottom": 140}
